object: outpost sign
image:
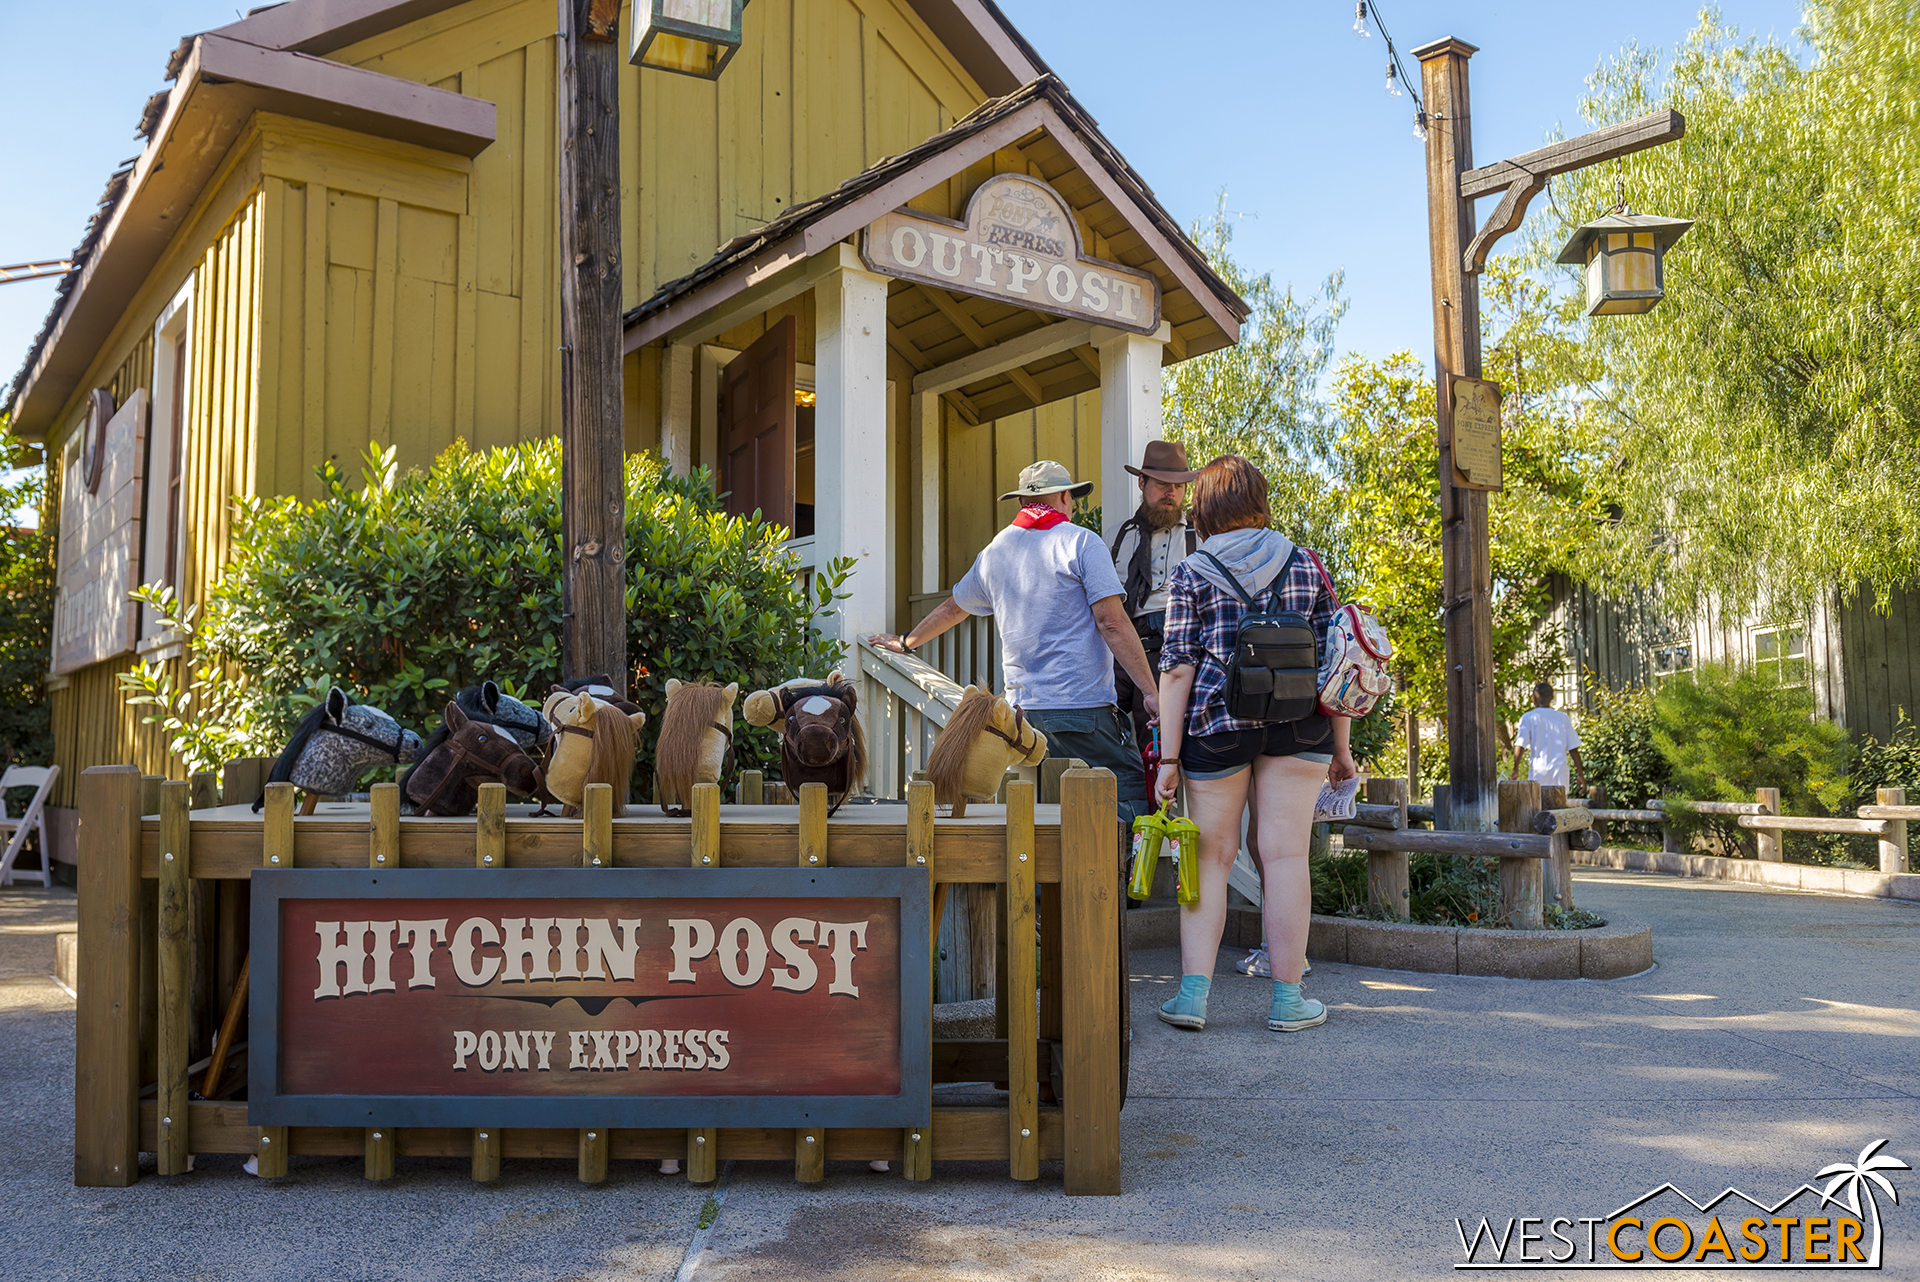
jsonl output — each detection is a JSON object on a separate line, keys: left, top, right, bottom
{"left": 861, "top": 173, "right": 1162, "bottom": 334}
{"left": 250, "top": 868, "right": 931, "bottom": 1129}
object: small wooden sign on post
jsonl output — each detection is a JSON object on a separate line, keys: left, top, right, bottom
{"left": 1449, "top": 375, "right": 1503, "bottom": 492}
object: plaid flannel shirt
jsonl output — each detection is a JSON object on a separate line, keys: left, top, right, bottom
{"left": 1159, "top": 549, "right": 1340, "bottom": 739}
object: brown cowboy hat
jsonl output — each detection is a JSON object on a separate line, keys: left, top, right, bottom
{"left": 1125, "top": 439, "right": 1200, "bottom": 484}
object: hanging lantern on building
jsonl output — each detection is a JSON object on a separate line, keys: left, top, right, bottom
{"left": 1555, "top": 209, "right": 1692, "bottom": 316}
{"left": 630, "top": 0, "right": 749, "bottom": 79}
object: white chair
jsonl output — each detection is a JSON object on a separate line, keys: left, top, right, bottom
{"left": 0, "top": 764, "right": 60, "bottom": 888}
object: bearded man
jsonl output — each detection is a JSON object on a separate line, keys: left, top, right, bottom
{"left": 1106, "top": 440, "right": 1201, "bottom": 753}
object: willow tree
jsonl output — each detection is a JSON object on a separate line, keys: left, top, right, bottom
{"left": 1535, "top": 0, "right": 1920, "bottom": 616}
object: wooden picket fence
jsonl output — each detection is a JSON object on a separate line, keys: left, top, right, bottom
{"left": 73, "top": 761, "right": 1125, "bottom": 1195}
{"left": 1581, "top": 785, "right": 1913, "bottom": 875}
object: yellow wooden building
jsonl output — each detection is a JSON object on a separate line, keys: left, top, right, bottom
{"left": 6, "top": 0, "right": 1245, "bottom": 859}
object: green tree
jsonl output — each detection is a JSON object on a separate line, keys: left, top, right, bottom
{"left": 0, "top": 418, "right": 55, "bottom": 773}
{"left": 1536, "top": 1, "right": 1920, "bottom": 616}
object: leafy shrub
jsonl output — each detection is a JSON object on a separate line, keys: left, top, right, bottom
{"left": 1312, "top": 848, "right": 1502, "bottom": 926}
{"left": 1854, "top": 708, "right": 1920, "bottom": 805}
{"left": 0, "top": 424, "right": 55, "bottom": 811}
{"left": 1578, "top": 683, "right": 1669, "bottom": 808}
{"left": 1652, "top": 663, "right": 1851, "bottom": 857}
{"left": 126, "top": 441, "right": 849, "bottom": 792}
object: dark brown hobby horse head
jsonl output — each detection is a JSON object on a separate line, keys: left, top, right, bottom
{"left": 775, "top": 676, "right": 866, "bottom": 812}
{"left": 403, "top": 702, "right": 544, "bottom": 817}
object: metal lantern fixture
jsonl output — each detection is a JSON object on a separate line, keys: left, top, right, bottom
{"left": 1555, "top": 209, "right": 1692, "bottom": 316}
{"left": 630, "top": 0, "right": 749, "bottom": 80}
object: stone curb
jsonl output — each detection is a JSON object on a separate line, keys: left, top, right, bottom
{"left": 1307, "top": 913, "right": 1651, "bottom": 980}
{"left": 1574, "top": 846, "right": 1920, "bottom": 903}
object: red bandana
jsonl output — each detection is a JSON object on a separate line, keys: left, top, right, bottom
{"left": 1012, "top": 502, "right": 1069, "bottom": 530}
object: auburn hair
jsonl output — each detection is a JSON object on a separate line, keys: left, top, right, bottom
{"left": 1189, "top": 454, "right": 1271, "bottom": 538}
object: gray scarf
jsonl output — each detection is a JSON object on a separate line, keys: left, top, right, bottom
{"left": 1190, "top": 527, "right": 1296, "bottom": 600}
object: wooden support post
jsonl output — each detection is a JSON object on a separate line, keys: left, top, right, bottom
{"left": 1364, "top": 778, "right": 1410, "bottom": 919}
{"left": 579, "top": 781, "right": 614, "bottom": 1184}
{"left": 1879, "top": 787, "right": 1909, "bottom": 875}
{"left": 686, "top": 782, "right": 721, "bottom": 1184}
{"left": 138, "top": 775, "right": 161, "bottom": 1094}
{"left": 1587, "top": 784, "right": 1609, "bottom": 846}
{"left": 1405, "top": 709, "right": 1421, "bottom": 802}
{"left": 903, "top": 779, "right": 935, "bottom": 1181}
{"left": 1431, "top": 784, "right": 1451, "bottom": 832}
{"left": 740, "top": 769, "right": 763, "bottom": 805}
{"left": 76, "top": 766, "right": 142, "bottom": 1187}
{"left": 1040, "top": 757, "right": 1070, "bottom": 806}
{"left": 795, "top": 782, "right": 829, "bottom": 1183}
{"left": 364, "top": 783, "right": 401, "bottom": 1179}
{"left": 1495, "top": 780, "right": 1544, "bottom": 929}
{"left": 156, "top": 780, "right": 191, "bottom": 1176}
{"left": 1005, "top": 780, "right": 1038, "bottom": 1180}
{"left": 1061, "top": 767, "right": 1120, "bottom": 1196}
{"left": 473, "top": 782, "right": 505, "bottom": 1182}
{"left": 558, "top": 0, "right": 627, "bottom": 696}
{"left": 255, "top": 783, "right": 294, "bottom": 1176}
{"left": 1754, "top": 787, "right": 1783, "bottom": 862}
{"left": 221, "top": 756, "right": 272, "bottom": 807}
{"left": 141, "top": 775, "right": 162, "bottom": 818}
{"left": 190, "top": 772, "right": 219, "bottom": 812}
{"left": 1538, "top": 784, "right": 1569, "bottom": 909}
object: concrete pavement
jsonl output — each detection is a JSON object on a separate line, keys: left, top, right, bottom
{"left": 1, "top": 871, "right": 1915, "bottom": 1280}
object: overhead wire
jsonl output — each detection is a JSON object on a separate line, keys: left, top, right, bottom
{"left": 1352, "top": 2, "right": 1429, "bottom": 138}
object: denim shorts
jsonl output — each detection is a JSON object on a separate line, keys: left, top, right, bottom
{"left": 1182, "top": 717, "right": 1333, "bottom": 781}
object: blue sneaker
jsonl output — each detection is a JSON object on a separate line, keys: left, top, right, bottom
{"left": 1268, "top": 980, "right": 1327, "bottom": 1032}
{"left": 1157, "top": 974, "right": 1211, "bottom": 1030}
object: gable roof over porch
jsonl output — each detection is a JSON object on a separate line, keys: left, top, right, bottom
{"left": 623, "top": 76, "right": 1249, "bottom": 425}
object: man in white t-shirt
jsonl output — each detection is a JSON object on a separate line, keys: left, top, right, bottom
{"left": 1512, "top": 682, "right": 1586, "bottom": 794}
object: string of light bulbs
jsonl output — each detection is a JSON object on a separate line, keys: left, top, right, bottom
{"left": 1352, "top": 1, "right": 1431, "bottom": 141}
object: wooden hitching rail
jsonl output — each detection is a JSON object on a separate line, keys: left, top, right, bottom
{"left": 75, "top": 764, "right": 1123, "bottom": 1195}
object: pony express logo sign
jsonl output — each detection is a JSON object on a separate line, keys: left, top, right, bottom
{"left": 250, "top": 868, "right": 930, "bottom": 1127}
{"left": 53, "top": 388, "right": 146, "bottom": 675}
{"left": 861, "top": 174, "right": 1161, "bottom": 334}
{"left": 1454, "top": 1139, "right": 1908, "bottom": 1269}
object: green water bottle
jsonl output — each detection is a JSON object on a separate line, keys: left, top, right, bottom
{"left": 1166, "top": 812, "right": 1201, "bottom": 906}
{"left": 1128, "top": 806, "right": 1168, "bottom": 901}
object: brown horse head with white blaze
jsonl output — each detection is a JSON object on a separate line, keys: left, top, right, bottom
{"left": 540, "top": 688, "right": 645, "bottom": 817}
{"left": 655, "top": 679, "right": 738, "bottom": 813}
{"left": 925, "top": 685, "right": 1048, "bottom": 816}
{"left": 742, "top": 673, "right": 867, "bottom": 810}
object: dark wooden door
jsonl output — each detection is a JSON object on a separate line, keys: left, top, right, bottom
{"left": 719, "top": 314, "right": 796, "bottom": 529}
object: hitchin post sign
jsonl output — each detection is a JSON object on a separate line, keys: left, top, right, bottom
{"left": 249, "top": 868, "right": 931, "bottom": 1128}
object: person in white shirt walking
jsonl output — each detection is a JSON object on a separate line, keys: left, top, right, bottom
{"left": 1512, "top": 682, "right": 1586, "bottom": 795}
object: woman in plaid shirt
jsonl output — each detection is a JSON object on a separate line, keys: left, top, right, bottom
{"left": 1152, "top": 456, "right": 1356, "bottom": 1034}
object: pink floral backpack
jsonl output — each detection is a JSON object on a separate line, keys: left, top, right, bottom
{"left": 1301, "top": 550, "right": 1394, "bottom": 717}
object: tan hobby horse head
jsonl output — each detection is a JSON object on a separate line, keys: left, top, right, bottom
{"left": 539, "top": 689, "right": 645, "bottom": 817}
{"left": 655, "top": 679, "right": 739, "bottom": 813}
{"left": 925, "top": 685, "right": 1048, "bottom": 817}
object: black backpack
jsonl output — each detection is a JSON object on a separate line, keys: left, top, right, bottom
{"left": 1198, "top": 549, "right": 1320, "bottom": 723}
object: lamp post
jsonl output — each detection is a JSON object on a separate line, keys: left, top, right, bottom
{"left": 1410, "top": 36, "right": 1686, "bottom": 831}
{"left": 558, "top": 0, "right": 749, "bottom": 700}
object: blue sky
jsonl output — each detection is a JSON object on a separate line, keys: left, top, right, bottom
{"left": 1, "top": 0, "right": 1809, "bottom": 440}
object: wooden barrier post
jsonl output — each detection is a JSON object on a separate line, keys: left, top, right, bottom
{"left": 1878, "top": 787, "right": 1910, "bottom": 874}
{"left": 1405, "top": 709, "right": 1421, "bottom": 803}
{"left": 1495, "top": 780, "right": 1544, "bottom": 929}
{"left": 1431, "top": 784, "right": 1451, "bottom": 832}
{"left": 216, "top": 759, "right": 269, "bottom": 1031}
{"left": 1364, "top": 778, "right": 1410, "bottom": 919}
{"left": 686, "top": 782, "right": 721, "bottom": 1183}
{"left": 255, "top": 782, "right": 295, "bottom": 1176}
{"left": 1040, "top": 758, "right": 1070, "bottom": 806}
{"left": 1751, "top": 787, "right": 1783, "bottom": 862}
{"left": 1537, "top": 785, "right": 1569, "bottom": 910}
{"left": 740, "top": 768, "right": 764, "bottom": 805}
{"left": 903, "top": 779, "right": 936, "bottom": 1181}
{"left": 577, "top": 782, "right": 614, "bottom": 1184}
{"left": 472, "top": 782, "right": 505, "bottom": 1182}
{"left": 1587, "top": 784, "right": 1609, "bottom": 847}
{"left": 1061, "top": 766, "right": 1120, "bottom": 1196}
{"left": 137, "top": 775, "right": 163, "bottom": 1101}
{"left": 795, "top": 783, "right": 829, "bottom": 1184}
{"left": 364, "top": 784, "right": 401, "bottom": 1180}
{"left": 156, "top": 780, "right": 192, "bottom": 1176}
{"left": 1004, "top": 780, "right": 1039, "bottom": 1180}
{"left": 76, "top": 766, "right": 142, "bottom": 1187}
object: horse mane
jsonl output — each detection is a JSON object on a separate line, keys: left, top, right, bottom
{"left": 585, "top": 699, "right": 638, "bottom": 814}
{"left": 832, "top": 673, "right": 868, "bottom": 791}
{"left": 926, "top": 686, "right": 997, "bottom": 805}
{"left": 656, "top": 683, "right": 733, "bottom": 805}
{"left": 253, "top": 698, "right": 335, "bottom": 811}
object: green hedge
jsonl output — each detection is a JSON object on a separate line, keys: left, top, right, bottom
{"left": 130, "top": 441, "right": 849, "bottom": 786}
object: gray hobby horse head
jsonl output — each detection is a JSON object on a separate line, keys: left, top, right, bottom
{"left": 251, "top": 686, "right": 423, "bottom": 811}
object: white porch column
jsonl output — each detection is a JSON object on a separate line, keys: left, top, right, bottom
{"left": 1095, "top": 322, "right": 1171, "bottom": 538}
{"left": 661, "top": 341, "right": 694, "bottom": 475}
{"left": 811, "top": 245, "right": 893, "bottom": 648}
{"left": 910, "top": 391, "right": 941, "bottom": 594}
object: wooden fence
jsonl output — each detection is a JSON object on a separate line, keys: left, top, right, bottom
{"left": 73, "top": 762, "right": 1125, "bottom": 1195}
{"left": 1584, "top": 785, "right": 1912, "bottom": 875}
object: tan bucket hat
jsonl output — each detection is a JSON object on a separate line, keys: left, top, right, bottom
{"left": 999, "top": 458, "right": 1094, "bottom": 502}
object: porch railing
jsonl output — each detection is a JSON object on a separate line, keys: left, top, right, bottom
{"left": 854, "top": 639, "right": 969, "bottom": 801}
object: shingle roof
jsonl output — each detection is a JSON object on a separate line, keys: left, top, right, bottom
{"left": 624, "top": 74, "right": 1249, "bottom": 332}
